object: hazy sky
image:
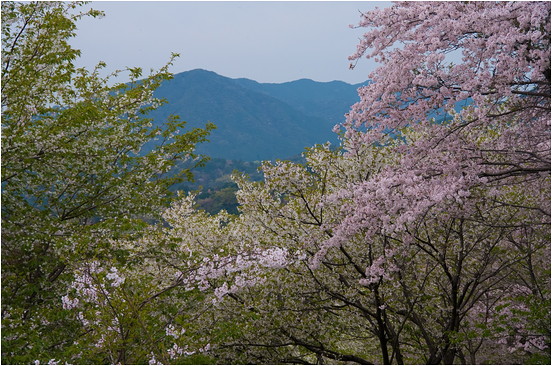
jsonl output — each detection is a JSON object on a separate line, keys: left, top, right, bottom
{"left": 71, "top": 1, "right": 390, "bottom": 84}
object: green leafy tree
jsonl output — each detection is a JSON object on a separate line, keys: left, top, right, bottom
{"left": 1, "top": 1, "right": 214, "bottom": 363}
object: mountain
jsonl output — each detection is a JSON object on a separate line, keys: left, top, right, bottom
{"left": 233, "top": 77, "right": 365, "bottom": 124}
{"left": 148, "top": 69, "right": 365, "bottom": 161}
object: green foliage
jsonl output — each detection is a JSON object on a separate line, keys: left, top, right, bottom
{"left": 170, "top": 157, "right": 264, "bottom": 214}
{"left": 1, "top": 1, "right": 212, "bottom": 363}
{"left": 196, "top": 187, "right": 240, "bottom": 215}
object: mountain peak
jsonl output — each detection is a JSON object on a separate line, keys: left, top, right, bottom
{"left": 174, "top": 68, "right": 225, "bottom": 81}
{"left": 185, "top": 68, "right": 219, "bottom": 76}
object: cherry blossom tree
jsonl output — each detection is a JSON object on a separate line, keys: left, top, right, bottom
{"left": 51, "top": 198, "right": 222, "bottom": 364}
{"left": 154, "top": 2, "right": 549, "bottom": 364}
{"left": 335, "top": 4, "right": 551, "bottom": 362}
{"left": 337, "top": 2, "right": 550, "bottom": 241}
{"left": 189, "top": 138, "right": 548, "bottom": 364}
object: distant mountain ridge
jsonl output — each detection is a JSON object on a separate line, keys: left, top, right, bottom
{"left": 149, "top": 69, "right": 366, "bottom": 161}
{"left": 233, "top": 77, "right": 365, "bottom": 125}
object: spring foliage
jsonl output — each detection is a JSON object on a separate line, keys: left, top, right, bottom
{"left": 1, "top": 1, "right": 550, "bottom": 364}
{"left": 1, "top": 2, "right": 213, "bottom": 363}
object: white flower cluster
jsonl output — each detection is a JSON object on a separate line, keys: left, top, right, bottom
{"left": 182, "top": 247, "right": 291, "bottom": 303}
{"left": 105, "top": 266, "right": 125, "bottom": 287}
{"left": 61, "top": 261, "right": 126, "bottom": 311}
{"left": 165, "top": 324, "right": 186, "bottom": 339}
{"left": 167, "top": 343, "right": 195, "bottom": 359}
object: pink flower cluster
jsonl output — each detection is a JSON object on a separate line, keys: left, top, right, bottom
{"left": 181, "top": 247, "right": 292, "bottom": 302}
{"left": 347, "top": 1, "right": 549, "bottom": 138}
{"left": 359, "top": 249, "right": 398, "bottom": 286}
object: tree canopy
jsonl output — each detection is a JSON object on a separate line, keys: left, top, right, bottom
{"left": 1, "top": 2, "right": 213, "bottom": 363}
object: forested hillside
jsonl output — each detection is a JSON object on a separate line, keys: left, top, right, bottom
{"left": 148, "top": 69, "right": 365, "bottom": 161}
{"left": 233, "top": 76, "right": 365, "bottom": 124}
{"left": 171, "top": 158, "right": 264, "bottom": 214}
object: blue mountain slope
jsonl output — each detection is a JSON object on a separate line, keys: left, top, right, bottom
{"left": 234, "top": 77, "right": 366, "bottom": 124}
{"left": 148, "top": 69, "right": 365, "bottom": 161}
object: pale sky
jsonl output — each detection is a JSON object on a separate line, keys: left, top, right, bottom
{"left": 71, "top": 1, "right": 390, "bottom": 84}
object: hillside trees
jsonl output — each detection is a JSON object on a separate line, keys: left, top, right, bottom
{"left": 159, "top": 136, "right": 548, "bottom": 364}
{"left": 1, "top": 1, "right": 213, "bottom": 363}
{"left": 147, "top": 1, "right": 550, "bottom": 364}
